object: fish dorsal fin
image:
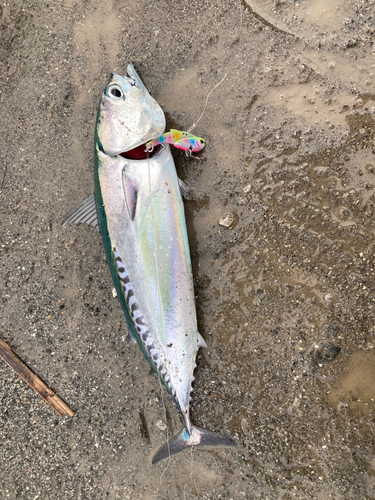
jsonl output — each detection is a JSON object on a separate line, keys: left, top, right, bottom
{"left": 62, "top": 194, "right": 100, "bottom": 232}
{"left": 122, "top": 171, "right": 139, "bottom": 220}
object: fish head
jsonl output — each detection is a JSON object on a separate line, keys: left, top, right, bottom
{"left": 96, "top": 65, "right": 165, "bottom": 157}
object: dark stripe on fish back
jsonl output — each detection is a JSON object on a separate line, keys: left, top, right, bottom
{"left": 113, "top": 247, "right": 174, "bottom": 396}
{"left": 113, "top": 248, "right": 169, "bottom": 376}
{"left": 113, "top": 248, "right": 144, "bottom": 324}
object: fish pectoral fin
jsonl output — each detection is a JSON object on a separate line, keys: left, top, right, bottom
{"left": 62, "top": 194, "right": 100, "bottom": 232}
{"left": 178, "top": 178, "right": 191, "bottom": 200}
{"left": 198, "top": 332, "right": 207, "bottom": 349}
{"left": 122, "top": 171, "right": 139, "bottom": 221}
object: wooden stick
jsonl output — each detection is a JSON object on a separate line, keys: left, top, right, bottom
{"left": 0, "top": 338, "right": 74, "bottom": 417}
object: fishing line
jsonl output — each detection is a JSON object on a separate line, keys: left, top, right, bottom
{"left": 155, "top": 376, "right": 171, "bottom": 497}
{"left": 152, "top": 3, "right": 244, "bottom": 493}
{"left": 182, "top": 3, "right": 243, "bottom": 493}
{"left": 187, "top": 72, "right": 228, "bottom": 134}
{"left": 187, "top": 0, "right": 243, "bottom": 135}
{"left": 183, "top": 445, "right": 195, "bottom": 500}
{"left": 147, "top": 153, "right": 172, "bottom": 496}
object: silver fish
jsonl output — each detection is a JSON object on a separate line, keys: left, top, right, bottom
{"left": 63, "top": 64, "right": 236, "bottom": 463}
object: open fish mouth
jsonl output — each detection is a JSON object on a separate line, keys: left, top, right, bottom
{"left": 119, "top": 143, "right": 163, "bottom": 160}
{"left": 119, "top": 142, "right": 206, "bottom": 161}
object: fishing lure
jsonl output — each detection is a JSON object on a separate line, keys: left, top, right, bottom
{"left": 145, "top": 129, "right": 205, "bottom": 156}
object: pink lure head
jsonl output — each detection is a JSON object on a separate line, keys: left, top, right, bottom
{"left": 174, "top": 136, "right": 206, "bottom": 154}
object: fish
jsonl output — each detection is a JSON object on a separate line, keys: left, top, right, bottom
{"left": 145, "top": 129, "right": 206, "bottom": 156}
{"left": 63, "top": 64, "right": 236, "bottom": 463}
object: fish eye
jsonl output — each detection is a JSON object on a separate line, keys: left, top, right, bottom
{"left": 200, "top": 139, "right": 205, "bottom": 144}
{"left": 106, "top": 84, "right": 123, "bottom": 99}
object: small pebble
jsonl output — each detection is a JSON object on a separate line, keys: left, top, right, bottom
{"left": 218, "top": 213, "right": 239, "bottom": 229}
{"left": 219, "top": 214, "right": 235, "bottom": 228}
{"left": 155, "top": 420, "right": 167, "bottom": 431}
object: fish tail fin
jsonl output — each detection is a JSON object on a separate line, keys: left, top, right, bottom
{"left": 151, "top": 425, "right": 236, "bottom": 464}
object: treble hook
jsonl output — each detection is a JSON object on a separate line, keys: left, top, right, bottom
{"left": 185, "top": 147, "right": 201, "bottom": 160}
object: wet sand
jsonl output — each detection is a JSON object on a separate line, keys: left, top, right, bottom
{"left": 1, "top": 0, "right": 375, "bottom": 498}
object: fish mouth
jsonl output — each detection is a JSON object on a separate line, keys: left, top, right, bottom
{"left": 119, "top": 143, "right": 162, "bottom": 160}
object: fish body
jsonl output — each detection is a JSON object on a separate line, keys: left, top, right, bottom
{"left": 63, "top": 65, "right": 235, "bottom": 463}
{"left": 145, "top": 129, "right": 205, "bottom": 156}
{"left": 95, "top": 143, "right": 202, "bottom": 422}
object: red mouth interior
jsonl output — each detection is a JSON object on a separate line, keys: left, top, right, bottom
{"left": 120, "top": 143, "right": 160, "bottom": 160}
{"left": 119, "top": 142, "right": 204, "bottom": 160}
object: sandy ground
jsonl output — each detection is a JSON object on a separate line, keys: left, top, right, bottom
{"left": 1, "top": 0, "right": 375, "bottom": 498}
